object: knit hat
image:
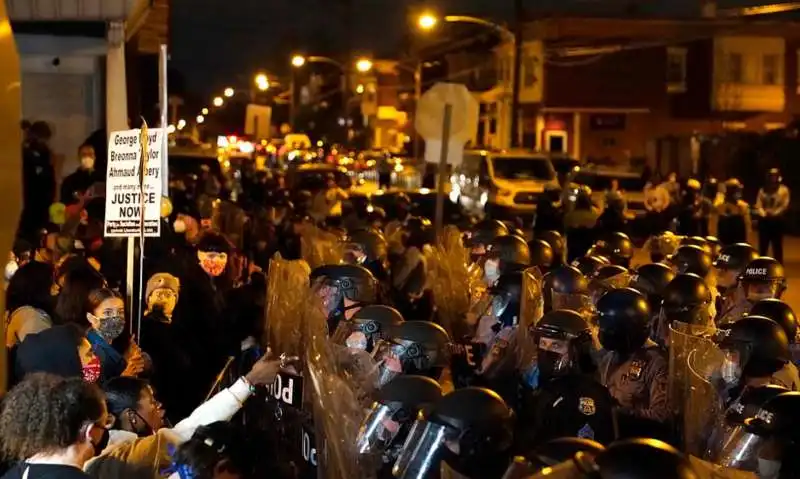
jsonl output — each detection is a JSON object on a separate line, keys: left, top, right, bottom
{"left": 146, "top": 272, "right": 180, "bottom": 300}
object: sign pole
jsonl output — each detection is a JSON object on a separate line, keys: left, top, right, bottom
{"left": 434, "top": 104, "right": 452, "bottom": 237}
{"left": 126, "top": 238, "right": 135, "bottom": 332}
{"left": 159, "top": 44, "right": 169, "bottom": 194}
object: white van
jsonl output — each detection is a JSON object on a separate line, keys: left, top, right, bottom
{"left": 452, "top": 150, "right": 559, "bottom": 219}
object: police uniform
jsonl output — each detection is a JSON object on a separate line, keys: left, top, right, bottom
{"left": 517, "top": 375, "right": 616, "bottom": 448}
{"left": 716, "top": 199, "right": 751, "bottom": 246}
{"left": 598, "top": 341, "right": 671, "bottom": 439}
{"left": 756, "top": 182, "right": 790, "bottom": 263}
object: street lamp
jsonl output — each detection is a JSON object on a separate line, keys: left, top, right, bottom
{"left": 255, "top": 73, "right": 270, "bottom": 91}
{"left": 418, "top": 13, "right": 438, "bottom": 30}
{"left": 291, "top": 55, "right": 306, "bottom": 68}
{"left": 213, "top": 96, "right": 224, "bottom": 107}
{"left": 177, "top": 119, "right": 187, "bottom": 130}
{"left": 201, "top": 107, "right": 209, "bottom": 115}
{"left": 223, "top": 87, "right": 235, "bottom": 98}
{"left": 196, "top": 115, "right": 205, "bottom": 124}
{"left": 356, "top": 58, "right": 373, "bottom": 73}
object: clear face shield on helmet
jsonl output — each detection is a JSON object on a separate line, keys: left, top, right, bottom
{"left": 392, "top": 418, "right": 460, "bottom": 479}
{"left": 331, "top": 319, "right": 385, "bottom": 352}
{"left": 551, "top": 291, "right": 594, "bottom": 319}
{"left": 312, "top": 277, "right": 365, "bottom": 325}
{"left": 356, "top": 402, "right": 406, "bottom": 456}
{"left": 655, "top": 301, "right": 713, "bottom": 348}
{"left": 372, "top": 339, "right": 440, "bottom": 388}
{"left": 742, "top": 280, "right": 783, "bottom": 303}
{"left": 588, "top": 272, "right": 631, "bottom": 306}
{"left": 716, "top": 423, "right": 767, "bottom": 472}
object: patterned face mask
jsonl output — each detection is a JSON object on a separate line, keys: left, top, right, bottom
{"left": 198, "top": 252, "right": 228, "bottom": 277}
{"left": 94, "top": 315, "right": 125, "bottom": 343}
{"left": 82, "top": 355, "right": 102, "bottom": 383}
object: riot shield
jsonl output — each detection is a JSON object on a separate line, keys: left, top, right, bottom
{"left": 588, "top": 270, "right": 631, "bottom": 306}
{"left": 265, "top": 254, "right": 312, "bottom": 359}
{"left": 426, "top": 226, "right": 482, "bottom": 341}
{"left": 517, "top": 267, "right": 545, "bottom": 371}
{"left": 303, "top": 281, "right": 379, "bottom": 479}
{"left": 683, "top": 337, "right": 726, "bottom": 457}
{"left": 668, "top": 321, "right": 718, "bottom": 420}
{"left": 301, "top": 224, "right": 345, "bottom": 270}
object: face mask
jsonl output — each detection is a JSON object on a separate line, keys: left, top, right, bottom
{"left": 757, "top": 458, "right": 781, "bottom": 479}
{"left": 80, "top": 156, "right": 95, "bottom": 170}
{"left": 91, "top": 427, "right": 110, "bottom": 456}
{"left": 484, "top": 259, "right": 500, "bottom": 284}
{"left": 721, "top": 355, "right": 742, "bottom": 386}
{"left": 173, "top": 218, "right": 186, "bottom": 233}
{"left": 95, "top": 315, "right": 125, "bottom": 343}
{"left": 199, "top": 256, "right": 227, "bottom": 277}
{"left": 82, "top": 356, "right": 102, "bottom": 383}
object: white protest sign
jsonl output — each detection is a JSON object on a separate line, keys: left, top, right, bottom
{"left": 104, "top": 129, "right": 164, "bottom": 238}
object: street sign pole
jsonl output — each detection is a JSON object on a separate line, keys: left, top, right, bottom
{"left": 434, "top": 104, "right": 453, "bottom": 236}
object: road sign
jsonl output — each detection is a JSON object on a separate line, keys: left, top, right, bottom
{"left": 104, "top": 128, "right": 164, "bottom": 237}
{"left": 415, "top": 82, "right": 479, "bottom": 143}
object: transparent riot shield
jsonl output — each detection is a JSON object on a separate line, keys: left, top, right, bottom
{"left": 588, "top": 270, "right": 632, "bottom": 306}
{"left": 683, "top": 337, "right": 726, "bottom": 457}
{"left": 517, "top": 267, "right": 545, "bottom": 372}
{"left": 303, "top": 281, "right": 379, "bottom": 479}
{"left": 426, "top": 226, "right": 482, "bottom": 341}
{"left": 265, "top": 254, "right": 312, "bottom": 360}
{"left": 668, "top": 321, "right": 718, "bottom": 421}
{"left": 301, "top": 224, "right": 345, "bottom": 270}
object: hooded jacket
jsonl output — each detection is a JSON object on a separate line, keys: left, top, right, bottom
{"left": 13, "top": 325, "right": 84, "bottom": 382}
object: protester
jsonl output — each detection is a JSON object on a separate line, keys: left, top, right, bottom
{"left": 168, "top": 422, "right": 252, "bottom": 479}
{"left": 310, "top": 173, "right": 348, "bottom": 226}
{"left": 0, "top": 373, "right": 108, "bottom": 479}
{"left": 14, "top": 324, "right": 102, "bottom": 384}
{"left": 755, "top": 168, "right": 790, "bottom": 263}
{"left": 60, "top": 144, "right": 99, "bottom": 206}
{"left": 84, "top": 352, "right": 281, "bottom": 479}
{"left": 5, "top": 260, "right": 54, "bottom": 347}
{"left": 83, "top": 288, "right": 144, "bottom": 380}
{"left": 53, "top": 258, "right": 106, "bottom": 325}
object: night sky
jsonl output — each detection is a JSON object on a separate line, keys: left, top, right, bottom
{"left": 169, "top": 0, "right": 767, "bottom": 97}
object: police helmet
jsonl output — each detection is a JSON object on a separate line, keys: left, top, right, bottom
{"left": 660, "top": 273, "right": 712, "bottom": 326}
{"left": 596, "top": 288, "right": 651, "bottom": 354}
{"left": 590, "top": 232, "right": 633, "bottom": 268}
{"left": 346, "top": 228, "right": 388, "bottom": 263}
{"left": 588, "top": 264, "right": 630, "bottom": 304}
{"left": 680, "top": 235, "right": 712, "bottom": 254}
{"left": 527, "top": 238, "right": 555, "bottom": 271}
{"left": 310, "top": 263, "right": 378, "bottom": 315}
{"left": 534, "top": 309, "right": 595, "bottom": 377}
{"left": 537, "top": 230, "right": 565, "bottom": 264}
{"left": 725, "top": 384, "right": 787, "bottom": 426}
{"left": 487, "top": 235, "right": 531, "bottom": 271}
{"left": 748, "top": 299, "right": 798, "bottom": 344}
{"left": 629, "top": 263, "right": 676, "bottom": 306}
{"left": 705, "top": 236, "right": 722, "bottom": 259}
{"left": 739, "top": 257, "right": 787, "bottom": 300}
{"left": 669, "top": 244, "right": 713, "bottom": 277}
{"left": 719, "top": 316, "right": 791, "bottom": 380}
{"left": 571, "top": 254, "right": 610, "bottom": 277}
{"left": 703, "top": 177, "right": 719, "bottom": 198}
{"left": 335, "top": 305, "right": 404, "bottom": 352}
{"left": 767, "top": 167, "right": 782, "bottom": 184}
{"left": 373, "top": 320, "right": 451, "bottom": 386}
{"left": 591, "top": 439, "right": 697, "bottom": 479}
{"left": 489, "top": 270, "right": 528, "bottom": 329}
{"left": 468, "top": 219, "right": 508, "bottom": 248}
{"left": 714, "top": 243, "right": 758, "bottom": 272}
{"left": 745, "top": 391, "right": 800, "bottom": 444}
{"left": 543, "top": 265, "right": 590, "bottom": 312}
{"left": 724, "top": 178, "right": 744, "bottom": 201}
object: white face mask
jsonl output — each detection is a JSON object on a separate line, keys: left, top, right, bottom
{"left": 484, "top": 259, "right": 500, "bottom": 284}
{"left": 80, "top": 156, "right": 95, "bottom": 170}
{"left": 173, "top": 219, "right": 186, "bottom": 233}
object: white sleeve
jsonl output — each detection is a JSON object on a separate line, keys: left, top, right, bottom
{"left": 169, "top": 378, "right": 252, "bottom": 443}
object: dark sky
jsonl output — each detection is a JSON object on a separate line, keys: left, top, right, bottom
{"left": 169, "top": 0, "right": 766, "bottom": 97}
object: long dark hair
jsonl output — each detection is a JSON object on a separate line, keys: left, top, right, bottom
{"left": 84, "top": 288, "right": 122, "bottom": 317}
{"left": 6, "top": 261, "right": 54, "bottom": 315}
{"left": 54, "top": 260, "right": 106, "bottom": 328}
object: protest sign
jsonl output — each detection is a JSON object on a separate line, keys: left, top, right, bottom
{"left": 104, "top": 128, "right": 164, "bottom": 237}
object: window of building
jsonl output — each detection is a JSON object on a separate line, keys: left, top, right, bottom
{"left": 728, "top": 52, "right": 743, "bottom": 83}
{"left": 666, "top": 47, "right": 687, "bottom": 93}
{"left": 523, "top": 55, "right": 538, "bottom": 87}
{"left": 763, "top": 53, "right": 780, "bottom": 85}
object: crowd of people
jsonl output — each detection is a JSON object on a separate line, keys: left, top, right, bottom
{"left": 2, "top": 130, "right": 799, "bottom": 479}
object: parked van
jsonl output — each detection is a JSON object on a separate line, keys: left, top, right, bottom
{"left": 452, "top": 149, "right": 559, "bottom": 220}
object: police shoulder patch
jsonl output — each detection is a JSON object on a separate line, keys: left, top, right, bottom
{"left": 577, "top": 423, "right": 595, "bottom": 439}
{"left": 578, "top": 397, "right": 596, "bottom": 416}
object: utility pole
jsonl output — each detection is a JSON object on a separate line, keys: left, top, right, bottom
{"left": 510, "top": 0, "right": 524, "bottom": 148}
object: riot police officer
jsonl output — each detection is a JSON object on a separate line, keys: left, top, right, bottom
{"left": 676, "top": 178, "right": 704, "bottom": 237}
{"left": 536, "top": 230, "right": 566, "bottom": 268}
{"left": 700, "top": 177, "right": 720, "bottom": 237}
{"left": 588, "top": 231, "right": 634, "bottom": 268}
{"left": 716, "top": 178, "right": 751, "bottom": 246}
{"left": 668, "top": 244, "right": 713, "bottom": 278}
{"left": 629, "top": 263, "right": 676, "bottom": 319}
{"left": 733, "top": 391, "right": 800, "bottom": 478}
{"left": 357, "top": 375, "right": 442, "bottom": 476}
{"left": 310, "top": 263, "right": 378, "bottom": 333}
{"left": 372, "top": 320, "right": 451, "bottom": 388}
{"left": 332, "top": 304, "right": 404, "bottom": 353}
{"left": 713, "top": 242, "right": 758, "bottom": 298}
{"left": 653, "top": 273, "right": 714, "bottom": 346}
{"left": 596, "top": 288, "right": 671, "bottom": 439}
{"left": 392, "top": 387, "right": 515, "bottom": 479}
{"left": 705, "top": 235, "right": 722, "bottom": 259}
{"left": 526, "top": 238, "right": 554, "bottom": 272}
{"left": 467, "top": 219, "right": 509, "bottom": 264}
{"left": 542, "top": 265, "right": 590, "bottom": 314}
{"left": 749, "top": 299, "right": 798, "bottom": 364}
{"left": 391, "top": 217, "right": 434, "bottom": 321}
{"left": 756, "top": 168, "right": 790, "bottom": 263}
{"left": 346, "top": 227, "right": 390, "bottom": 282}
{"left": 570, "top": 254, "right": 609, "bottom": 277}
{"left": 484, "top": 235, "right": 531, "bottom": 284}
{"left": 517, "top": 310, "right": 616, "bottom": 447}
{"left": 533, "top": 184, "right": 564, "bottom": 234}
{"left": 716, "top": 315, "right": 796, "bottom": 394}
{"left": 718, "top": 256, "right": 787, "bottom": 325}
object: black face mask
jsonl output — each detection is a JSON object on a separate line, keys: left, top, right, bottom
{"left": 92, "top": 427, "right": 111, "bottom": 456}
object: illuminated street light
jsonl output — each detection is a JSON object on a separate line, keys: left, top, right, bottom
{"left": 356, "top": 84, "right": 365, "bottom": 94}
{"left": 167, "top": 124, "right": 176, "bottom": 134}
{"left": 292, "top": 55, "right": 306, "bottom": 68}
{"left": 177, "top": 119, "right": 187, "bottom": 130}
{"left": 356, "top": 58, "right": 373, "bottom": 73}
{"left": 255, "top": 73, "right": 270, "bottom": 91}
{"left": 418, "top": 13, "right": 438, "bottom": 30}
{"left": 223, "top": 87, "right": 234, "bottom": 97}
{"left": 213, "top": 96, "right": 224, "bottom": 107}
{"left": 201, "top": 107, "right": 209, "bottom": 115}
{"left": 196, "top": 115, "right": 205, "bottom": 124}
